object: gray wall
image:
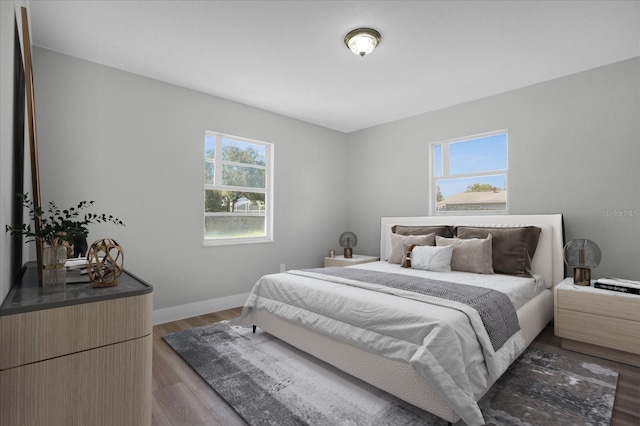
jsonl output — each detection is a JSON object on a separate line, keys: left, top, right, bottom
{"left": 346, "top": 57, "right": 640, "bottom": 281}
{"left": 2, "top": 26, "right": 638, "bottom": 311}
{"left": 31, "top": 47, "right": 349, "bottom": 311}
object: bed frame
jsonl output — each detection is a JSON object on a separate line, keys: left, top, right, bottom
{"left": 250, "top": 214, "right": 565, "bottom": 424}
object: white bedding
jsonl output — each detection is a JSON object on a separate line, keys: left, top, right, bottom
{"left": 349, "top": 261, "right": 547, "bottom": 310}
{"left": 242, "top": 262, "right": 546, "bottom": 425}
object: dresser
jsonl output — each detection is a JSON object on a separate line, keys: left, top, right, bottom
{"left": 0, "top": 263, "right": 153, "bottom": 426}
{"left": 554, "top": 278, "right": 640, "bottom": 367}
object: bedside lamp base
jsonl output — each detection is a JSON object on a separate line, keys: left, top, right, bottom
{"left": 573, "top": 267, "right": 591, "bottom": 286}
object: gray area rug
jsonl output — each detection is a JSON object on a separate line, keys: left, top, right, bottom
{"left": 163, "top": 320, "right": 618, "bottom": 426}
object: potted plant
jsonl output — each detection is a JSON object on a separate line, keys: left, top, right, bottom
{"left": 5, "top": 193, "right": 125, "bottom": 287}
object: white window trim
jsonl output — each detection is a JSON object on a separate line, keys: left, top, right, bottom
{"left": 203, "top": 131, "right": 274, "bottom": 246}
{"left": 429, "top": 130, "right": 509, "bottom": 216}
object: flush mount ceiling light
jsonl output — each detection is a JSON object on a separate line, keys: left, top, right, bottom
{"left": 344, "top": 28, "right": 381, "bottom": 57}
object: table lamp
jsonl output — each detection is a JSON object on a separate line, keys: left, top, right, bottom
{"left": 339, "top": 232, "right": 358, "bottom": 258}
{"left": 563, "top": 239, "right": 601, "bottom": 286}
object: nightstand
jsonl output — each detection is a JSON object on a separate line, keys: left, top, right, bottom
{"left": 323, "top": 255, "right": 379, "bottom": 267}
{"left": 554, "top": 278, "right": 640, "bottom": 367}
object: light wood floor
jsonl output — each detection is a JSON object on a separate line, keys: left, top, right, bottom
{"left": 152, "top": 308, "right": 639, "bottom": 426}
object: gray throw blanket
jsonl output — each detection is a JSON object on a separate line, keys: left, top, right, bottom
{"left": 304, "top": 267, "right": 520, "bottom": 352}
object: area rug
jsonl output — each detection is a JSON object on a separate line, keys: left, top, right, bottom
{"left": 163, "top": 320, "right": 618, "bottom": 426}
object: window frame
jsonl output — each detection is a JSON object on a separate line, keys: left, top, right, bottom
{"left": 203, "top": 131, "right": 274, "bottom": 246}
{"left": 429, "top": 130, "right": 508, "bottom": 215}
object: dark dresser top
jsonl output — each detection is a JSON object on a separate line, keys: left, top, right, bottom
{"left": 0, "top": 262, "right": 153, "bottom": 316}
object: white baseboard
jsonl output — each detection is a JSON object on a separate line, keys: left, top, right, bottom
{"left": 152, "top": 292, "right": 250, "bottom": 325}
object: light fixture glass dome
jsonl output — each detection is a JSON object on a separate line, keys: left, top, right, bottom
{"left": 344, "top": 28, "right": 381, "bottom": 57}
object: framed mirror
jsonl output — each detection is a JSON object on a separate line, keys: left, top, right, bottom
{"left": 12, "top": 7, "right": 43, "bottom": 284}
{"left": 9, "top": 11, "right": 26, "bottom": 284}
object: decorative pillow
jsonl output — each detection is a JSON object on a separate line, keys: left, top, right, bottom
{"left": 410, "top": 245, "right": 454, "bottom": 272}
{"left": 436, "top": 235, "right": 494, "bottom": 274}
{"left": 392, "top": 225, "right": 454, "bottom": 238}
{"left": 388, "top": 233, "right": 435, "bottom": 264}
{"left": 455, "top": 226, "right": 541, "bottom": 277}
{"left": 400, "top": 243, "right": 416, "bottom": 268}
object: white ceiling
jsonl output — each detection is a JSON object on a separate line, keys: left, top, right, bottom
{"left": 28, "top": 1, "right": 640, "bottom": 133}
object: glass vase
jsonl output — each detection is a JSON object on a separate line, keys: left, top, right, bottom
{"left": 42, "top": 245, "right": 67, "bottom": 290}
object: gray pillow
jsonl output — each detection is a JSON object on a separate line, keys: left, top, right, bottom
{"left": 436, "top": 235, "right": 494, "bottom": 274}
{"left": 455, "top": 226, "right": 541, "bottom": 277}
{"left": 392, "top": 225, "right": 454, "bottom": 238}
{"left": 388, "top": 233, "right": 435, "bottom": 264}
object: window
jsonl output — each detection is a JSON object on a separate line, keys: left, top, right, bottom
{"left": 204, "top": 131, "right": 273, "bottom": 244}
{"left": 431, "top": 131, "right": 508, "bottom": 214}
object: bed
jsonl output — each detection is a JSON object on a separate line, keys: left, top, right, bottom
{"left": 243, "top": 214, "right": 564, "bottom": 425}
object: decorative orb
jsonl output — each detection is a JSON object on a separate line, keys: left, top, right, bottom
{"left": 87, "top": 238, "right": 124, "bottom": 287}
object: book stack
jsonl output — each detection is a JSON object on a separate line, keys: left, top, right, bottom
{"left": 65, "top": 257, "right": 91, "bottom": 284}
{"left": 594, "top": 278, "right": 640, "bottom": 295}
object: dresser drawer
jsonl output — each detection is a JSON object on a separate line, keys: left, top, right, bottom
{"left": 0, "top": 293, "right": 152, "bottom": 370}
{"left": 557, "top": 309, "right": 640, "bottom": 355}
{"left": 556, "top": 288, "right": 640, "bottom": 322}
{"left": 0, "top": 335, "right": 152, "bottom": 426}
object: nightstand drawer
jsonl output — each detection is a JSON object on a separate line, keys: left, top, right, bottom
{"left": 557, "top": 309, "right": 640, "bottom": 355}
{"left": 557, "top": 288, "right": 640, "bottom": 322}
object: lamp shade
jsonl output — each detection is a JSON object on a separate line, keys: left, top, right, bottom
{"left": 563, "top": 239, "right": 601, "bottom": 268}
{"left": 339, "top": 232, "right": 357, "bottom": 248}
{"left": 344, "top": 28, "right": 381, "bottom": 57}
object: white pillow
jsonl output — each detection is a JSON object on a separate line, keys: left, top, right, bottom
{"left": 410, "top": 245, "right": 454, "bottom": 272}
{"left": 388, "top": 233, "right": 435, "bottom": 264}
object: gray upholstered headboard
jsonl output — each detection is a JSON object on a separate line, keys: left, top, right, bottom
{"left": 380, "top": 214, "right": 564, "bottom": 287}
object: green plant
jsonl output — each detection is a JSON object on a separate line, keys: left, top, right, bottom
{"left": 5, "top": 193, "right": 125, "bottom": 247}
